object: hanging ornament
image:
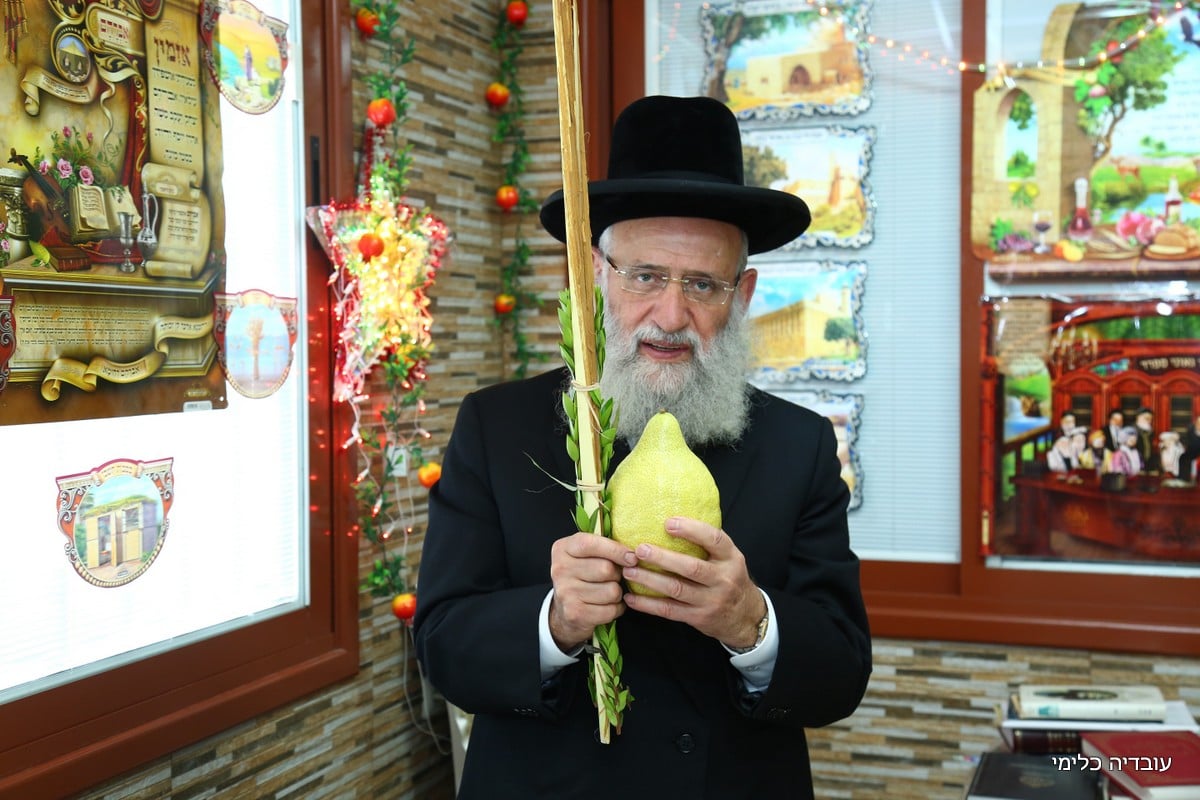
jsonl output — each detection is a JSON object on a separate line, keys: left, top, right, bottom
{"left": 366, "top": 97, "right": 397, "bottom": 127}
{"left": 495, "top": 184, "right": 518, "bottom": 210}
{"left": 505, "top": 0, "right": 528, "bottom": 27}
{"left": 355, "top": 6, "right": 380, "bottom": 37}
{"left": 485, "top": 81, "right": 511, "bottom": 108}
{"left": 417, "top": 461, "right": 442, "bottom": 488}
{"left": 493, "top": 292, "right": 516, "bottom": 314}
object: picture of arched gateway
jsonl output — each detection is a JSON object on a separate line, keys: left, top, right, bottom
{"left": 57, "top": 457, "right": 174, "bottom": 587}
{"left": 981, "top": 297, "right": 1200, "bottom": 565}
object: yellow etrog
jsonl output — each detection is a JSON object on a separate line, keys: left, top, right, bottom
{"left": 608, "top": 410, "right": 721, "bottom": 596}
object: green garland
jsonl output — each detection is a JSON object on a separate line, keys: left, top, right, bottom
{"left": 490, "top": 3, "right": 545, "bottom": 379}
{"left": 347, "top": 0, "right": 435, "bottom": 605}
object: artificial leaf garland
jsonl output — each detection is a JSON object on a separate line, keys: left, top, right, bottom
{"left": 306, "top": 0, "right": 449, "bottom": 607}
{"left": 489, "top": 0, "right": 545, "bottom": 379}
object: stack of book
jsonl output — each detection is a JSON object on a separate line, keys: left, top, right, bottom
{"left": 998, "top": 684, "right": 1199, "bottom": 756}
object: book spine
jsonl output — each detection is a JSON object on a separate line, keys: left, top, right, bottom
{"left": 1022, "top": 702, "right": 1165, "bottom": 721}
{"left": 1009, "top": 729, "right": 1083, "bottom": 755}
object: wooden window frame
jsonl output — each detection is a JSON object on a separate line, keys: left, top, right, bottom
{"left": 0, "top": 3, "right": 360, "bottom": 797}
{"left": 591, "top": 0, "right": 1200, "bottom": 657}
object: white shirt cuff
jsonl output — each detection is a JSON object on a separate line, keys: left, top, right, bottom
{"left": 538, "top": 589, "right": 583, "bottom": 681}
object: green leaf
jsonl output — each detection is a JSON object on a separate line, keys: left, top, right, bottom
{"left": 565, "top": 435, "right": 579, "bottom": 463}
{"left": 574, "top": 505, "right": 591, "bottom": 532}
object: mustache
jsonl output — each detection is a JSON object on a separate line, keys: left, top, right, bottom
{"left": 630, "top": 325, "right": 702, "bottom": 350}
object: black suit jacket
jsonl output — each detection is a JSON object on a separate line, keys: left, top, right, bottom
{"left": 414, "top": 369, "right": 871, "bottom": 799}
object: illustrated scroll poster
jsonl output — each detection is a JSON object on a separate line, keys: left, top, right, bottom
{"left": 982, "top": 296, "right": 1200, "bottom": 565}
{"left": 0, "top": 0, "right": 232, "bottom": 425}
{"left": 970, "top": 2, "right": 1200, "bottom": 284}
{"left": 741, "top": 125, "right": 876, "bottom": 249}
{"left": 699, "top": 0, "right": 873, "bottom": 121}
{"left": 759, "top": 388, "right": 864, "bottom": 510}
{"left": 749, "top": 260, "right": 867, "bottom": 382}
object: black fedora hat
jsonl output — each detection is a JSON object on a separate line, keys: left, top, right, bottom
{"left": 540, "top": 95, "right": 811, "bottom": 255}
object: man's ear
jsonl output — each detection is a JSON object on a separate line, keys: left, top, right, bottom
{"left": 592, "top": 247, "right": 605, "bottom": 281}
{"left": 737, "top": 267, "right": 758, "bottom": 306}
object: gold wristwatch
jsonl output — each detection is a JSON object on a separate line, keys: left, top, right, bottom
{"left": 728, "top": 609, "right": 769, "bottom": 655}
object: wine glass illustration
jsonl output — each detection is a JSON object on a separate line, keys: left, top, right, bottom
{"left": 1032, "top": 209, "right": 1053, "bottom": 254}
{"left": 117, "top": 211, "right": 136, "bottom": 273}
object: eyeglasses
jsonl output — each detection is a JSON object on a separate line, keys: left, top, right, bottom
{"left": 603, "top": 254, "right": 740, "bottom": 306}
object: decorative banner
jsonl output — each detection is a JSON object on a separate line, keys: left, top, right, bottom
{"left": 699, "top": 0, "right": 873, "bottom": 121}
{"left": 199, "top": 0, "right": 289, "bottom": 115}
{"left": 749, "top": 259, "right": 867, "bottom": 382}
{"left": 56, "top": 456, "right": 175, "bottom": 588}
{"left": 213, "top": 288, "right": 298, "bottom": 398}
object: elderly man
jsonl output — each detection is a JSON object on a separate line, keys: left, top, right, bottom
{"left": 414, "top": 96, "right": 870, "bottom": 800}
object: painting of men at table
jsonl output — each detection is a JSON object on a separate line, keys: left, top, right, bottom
{"left": 982, "top": 297, "right": 1200, "bottom": 565}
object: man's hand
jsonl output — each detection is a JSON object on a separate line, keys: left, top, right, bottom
{"left": 621, "top": 516, "right": 766, "bottom": 649}
{"left": 548, "top": 532, "right": 636, "bottom": 652}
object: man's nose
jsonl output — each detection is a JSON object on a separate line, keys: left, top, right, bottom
{"left": 650, "top": 280, "right": 691, "bottom": 332}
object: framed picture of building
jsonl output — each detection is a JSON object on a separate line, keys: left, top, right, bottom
{"left": 749, "top": 260, "right": 867, "bottom": 382}
{"left": 761, "top": 387, "right": 864, "bottom": 510}
{"left": 698, "top": 0, "right": 873, "bottom": 121}
{"left": 741, "top": 124, "right": 876, "bottom": 249}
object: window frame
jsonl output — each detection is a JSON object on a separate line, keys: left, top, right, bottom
{"left": 0, "top": 3, "right": 360, "bottom": 797}
{"left": 596, "top": 0, "right": 1200, "bottom": 658}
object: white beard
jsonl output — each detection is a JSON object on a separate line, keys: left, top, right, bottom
{"left": 599, "top": 296, "right": 754, "bottom": 448}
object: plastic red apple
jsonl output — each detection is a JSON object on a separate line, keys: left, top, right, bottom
{"left": 495, "top": 184, "right": 519, "bottom": 210}
{"left": 391, "top": 592, "right": 417, "bottom": 621}
{"left": 366, "top": 97, "right": 396, "bottom": 127}
{"left": 485, "top": 81, "right": 511, "bottom": 108}
{"left": 417, "top": 461, "right": 442, "bottom": 488}
{"left": 506, "top": 0, "right": 528, "bottom": 27}
{"left": 494, "top": 293, "right": 516, "bottom": 314}
{"left": 355, "top": 7, "right": 380, "bottom": 37}
{"left": 357, "top": 232, "right": 384, "bottom": 260}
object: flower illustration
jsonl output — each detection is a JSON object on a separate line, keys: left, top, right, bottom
{"left": 33, "top": 125, "right": 121, "bottom": 197}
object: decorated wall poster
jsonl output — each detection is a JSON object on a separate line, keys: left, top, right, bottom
{"left": 699, "top": 0, "right": 873, "bottom": 121}
{"left": 213, "top": 289, "right": 297, "bottom": 398}
{"left": 56, "top": 457, "right": 175, "bottom": 588}
{"left": 741, "top": 125, "right": 876, "bottom": 249}
{"left": 971, "top": 2, "right": 1200, "bottom": 285}
{"left": 763, "top": 387, "right": 864, "bottom": 510}
{"left": 749, "top": 260, "right": 866, "bottom": 382}
{"left": 0, "top": 0, "right": 229, "bottom": 425}
{"left": 980, "top": 296, "right": 1200, "bottom": 565}
{"left": 200, "top": 0, "right": 290, "bottom": 115}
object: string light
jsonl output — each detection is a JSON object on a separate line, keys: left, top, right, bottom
{"left": 654, "top": 0, "right": 1195, "bottom": 79}
{"left": 854, "top": 0, "right": 1193, "bottom": 77}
